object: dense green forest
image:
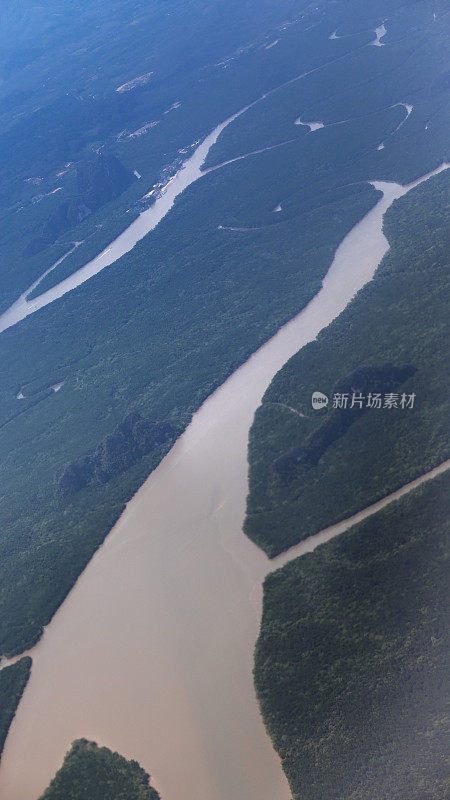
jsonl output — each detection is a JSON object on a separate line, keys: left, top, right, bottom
{"left": 245, "top": 168, "right": 450, "bottom": 555}
{"left": 0, "top": 658, "right": 31, "bottom": 759}
{"left": 38, "top": 739, "right": 160, "bottom": 800}
{"left": 0, "top": 0, "right": 448, "bottom": 661}
{"left": 21, "top": 0, "right": 450, "bottom": 299}
{"left": 1, "top": 0, "right": 448, "bottom": 308}
{"left": 255, "top": 471, "right": 450, "bottom": 800}
{"left": 0, "top": 0, "right": 344, "bottom": 311}
{"left": 24, "top": 154, "right": 135, "bottom": 260}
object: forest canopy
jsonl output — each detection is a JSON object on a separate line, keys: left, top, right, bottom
{"left": 38, "top": 739, "right": 160, "bottom": 800}
{"left": 245, "top": 169, "right": 450, "bottom": 555}
{"left": 0, "top": 657, "right": 31, "bottom": 760}
{"left": 255, "top": 472, "right": 450, "bottom": 800}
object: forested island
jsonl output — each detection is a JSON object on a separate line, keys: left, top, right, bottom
{"left": 245, "top": 170, "right": 449, "bottom": 554}
{"left": 38, "top": 739, "right": 160, "bottom": 800}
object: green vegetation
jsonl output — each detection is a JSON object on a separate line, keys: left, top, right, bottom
{"left": 2, "top": 0, "right": 448, "bottom": 309}
{"left": 25, "top": 154, "right": 135, "bottom": 260}
{"left": 245, "top": 168, "right": 450, "bottom": 555}
{"left": 0, "top": 0, "right": 333, "bottom": 312}
{"left": 57, "top": 413, "right": 178, "bottom": 498}
{"left": 272, "top": 364, "right": 416, "bottom": 479}
{"left": 39, "top": 739, "right": 160, "bottom": 800}
{"left": 255, "top": 471, "right": 450, "bottom": 800}
{"left": 204, "top": 1, "right": 450, "bottom": 180}
{"left": 0, "top": 657, "right": 31, "bottom": 759}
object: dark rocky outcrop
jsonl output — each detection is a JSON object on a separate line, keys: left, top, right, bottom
{"left": 57, "top": 412, "right": 177, "bottom": 498}
{"left": 75, "top": 153, "right": 134, "bottom": 209}
{"left": 272, "top": 364, "right": 416, "bottom": 481}
{"left": 25, "top": 154, "right": 134, "bottom": 256}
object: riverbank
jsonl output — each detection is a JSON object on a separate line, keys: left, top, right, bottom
{"left": 245, "top": 166, "right": 449, "bottom": 555}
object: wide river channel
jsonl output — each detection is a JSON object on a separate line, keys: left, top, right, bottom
{"left": 0, "top": 110, "right": 447, "bottom": 800}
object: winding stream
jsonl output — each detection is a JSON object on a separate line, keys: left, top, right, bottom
{"left": 0, "top": 110, "right": 248, "bottom": 335}
{"left": 0, "top": 163, "right": 447, "bottom": 800}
